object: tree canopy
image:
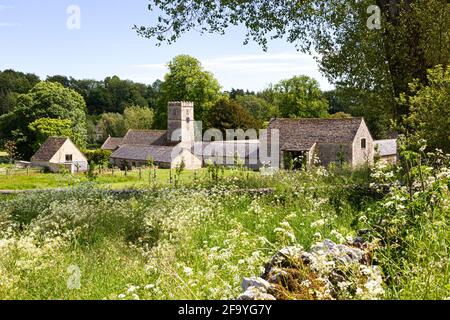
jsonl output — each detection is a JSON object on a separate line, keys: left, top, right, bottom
{"left": 271, "top": 76, "right": 329, "bottom": 118}
{"left": 28, "top": 118, "right": 75, "bottom": 152}
{"left": 401, "top": 65, "right": 450, "bottom": 152}
{"left": 207, "top": 98, "right": 261, "bottom": 133}
{"left": 0, "top": 81, "right": 87, "bottom": 159}
{"left": 136, "top": 0, "right": 450, "bottom": 135}
{"left": 156, "top": 55, "right": 222, "bottom": 128}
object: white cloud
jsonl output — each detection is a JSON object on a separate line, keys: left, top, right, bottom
{"left": 0, "top": 22, "right": 21, "bottom": 27}
{"left": 128, "top": 52, "right": 333, "bottom": 91}
{"left": 0, "top": 5, "right": 12, "bottom": 11}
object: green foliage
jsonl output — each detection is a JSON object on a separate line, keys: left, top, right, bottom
{"left": 400, "top": 65, "right": 450, "bottom": 152}
{"left": 235, "top": 94, "right": 277, "bottom": 123}
{"left": 0, "top": 69, "right": 40, "bottom": 115}
{"left": 98, "top": 112, "right": 127, "bottom": 138}
{"left": 123, "top": 105, "right": 154, "bottom": 131}
{"left": 271, "top": 76, "right": 329, "bottom": 118}
{"left": 83, "top": 149, "right": 112, "bottom": 167}
{"left": 207, "top": 98, "right": 261, "bottom": 132}
{"left": 137, "top": 0, "right": 450, "bottom": 134}
{"left": 98, "top": 105, "right": 155, "bottom": 139}
{"left": 28, "top": 118, "right": 74, "bottom": 152}
{"left": 2, "top": 140, "right": 17, "bottom": 163}
{"left": 156, "top": 55, "right": 222, "bottom": 128}
{"left": 2, "top": 81, "right": 88, "bottom": 159}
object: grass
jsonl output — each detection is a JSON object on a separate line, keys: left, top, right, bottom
{"left": 0, "top": 168, "right": 258, "bottom": 191}
{"left": 0, "top": 152, "right": 449, "bottom": 300}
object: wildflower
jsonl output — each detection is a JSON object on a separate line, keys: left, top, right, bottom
{"left": 183, "top": 266, "right": 193, "bottom": 277}
{"left": 311, "top": 219, "right": 326, "bottom": 228}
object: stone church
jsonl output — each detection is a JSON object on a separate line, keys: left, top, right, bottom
{"left": 103, "top": 101, "right": 379, "bottom": 170}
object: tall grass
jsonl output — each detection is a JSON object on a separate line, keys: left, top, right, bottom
{"left": 0, "top": 152, "right": 449, "bottom": 300}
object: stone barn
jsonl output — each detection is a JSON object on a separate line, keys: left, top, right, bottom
{"left": 30, "top": 137, "right": 89, "bottom": 173}
{"left": 268, "top": 118, "right": 374, "bottom": 168}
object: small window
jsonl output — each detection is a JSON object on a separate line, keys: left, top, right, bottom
{"left": 65, "top": 154, "right": 73, "bottom": 162}
{"left": 361, "top": 139, "right": 367, "bottom": 149}
{"left": 186, "top": 117, "right": 190, "bottom": 123}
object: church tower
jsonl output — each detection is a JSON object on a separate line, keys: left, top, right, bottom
{"left": 167, "top": 101, "right": 195, "bottom": 145}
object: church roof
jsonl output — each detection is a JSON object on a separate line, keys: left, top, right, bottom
{"left": 121, "top": 130, "right": 168, "bottom": 146}
{"left": 110, "top": 144, "right": 176, "bottom": 163}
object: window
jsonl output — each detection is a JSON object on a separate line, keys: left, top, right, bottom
{"left": 361, "top": 138, "right": 367, "bottom": 149}
{"left": 65, "top": 154, "right": 73, "bottom": 162}
{"left": 186, "top": 117, "right": 190, "bottom": 123}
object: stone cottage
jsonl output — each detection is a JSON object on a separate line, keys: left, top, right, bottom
{"left": 268, "top": 117, "right": 374, "bottom": 169}
{"left": 30, "top": 137, "right": 89, "bottom": 173}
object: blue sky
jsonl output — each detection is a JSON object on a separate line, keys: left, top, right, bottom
{"left": 0, "top": 0, "right": 333, "bottom": 91}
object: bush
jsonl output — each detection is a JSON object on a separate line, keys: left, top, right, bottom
{"left": 83, "top": 149, "right": 112, "bottom": 167}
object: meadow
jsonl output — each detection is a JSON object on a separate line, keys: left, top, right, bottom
{"left": 0, "top": 149, "right": 449, "bottom": 300}
{"left": 0, "top": 167, "right": 262, "bottom": 191}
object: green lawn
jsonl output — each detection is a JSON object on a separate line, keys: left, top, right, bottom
{"left": 0, "top": 168, "right": 256, "bottom": 190}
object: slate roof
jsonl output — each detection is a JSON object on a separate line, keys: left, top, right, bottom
{"left": 194, "top": 140, "right": 260, "bottom": 158}
{"left": 101, "top": 137, "right": 123, "bottom": 151}
{"left": 31, "top": 137, "right": 68, "bottom": 162}
{"left": 110, "top": 144, "right": 177, "bottom": 163}
{"left": 268, "top": 118, "right": 364, "bottom": 151}
{"left": 374, "top": 139, "right": 397, "bottom": 156}
{"left": 121, "top": 130, "right": 167, "bottom": 146}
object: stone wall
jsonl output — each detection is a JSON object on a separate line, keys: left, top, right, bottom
{"left": 317, "top": 143, "right": 353, "bottom": 167}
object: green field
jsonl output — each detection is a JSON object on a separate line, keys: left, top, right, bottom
{"left": 0, "top": 168, "right": 257, "bottom": 191}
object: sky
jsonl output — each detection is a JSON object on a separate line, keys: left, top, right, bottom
{"left": 0, "top": 0, "right": 334, "bottom": 92}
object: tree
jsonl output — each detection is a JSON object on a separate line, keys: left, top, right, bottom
{"left": 156, "top": 55, "right": 222, "bottom": 128}
{"left": 97, "top": 113, "right": 127, "bottom": 139}
{"left": 123, "top": 105, "right": 155, "bottom": 130}
{"left": 235, "top": 94, "right": 277, "bottom": 123}
{"left": 0, "top": 69, "right": 40, "bottom": 115}
{"left": 28, "top": 118, "right": 74, "bottom": 152}
{"left": 401, "top": 65, "right": 450, "bottom": 152}
{"left": 3, "top": 140, "right": 18, "bottom": 163}
{"left": 271, "top": 76, "right": 329, "bottom": 118}
{"left": 207, "top": 98, "right": 261, "bottom": 133}
{"left": 97, "top": 105, "right": 155, "bottom": 140}
{"left": 1, "top": 81, "right": 87, "bottom": 158}
{"left": 136, "top": 0, "right": 450, "bottom": 127}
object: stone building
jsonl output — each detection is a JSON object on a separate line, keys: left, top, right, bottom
{"left": 30, "top": 137, "right": 89, "bottom": 173}
{"left": 108, "top": 102, "right": 202, "bottom": 170}
{"left": 105, "top": 101, "right": 379, "bottom": 170}
{"left": 100, "top": 136, "right": 123, "bottom": 151}
{"left": 374, "top": 139, "right": 398, "bottom": 164}
{"left": 268, "top": 118, "right": 374, "bottom": 169}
